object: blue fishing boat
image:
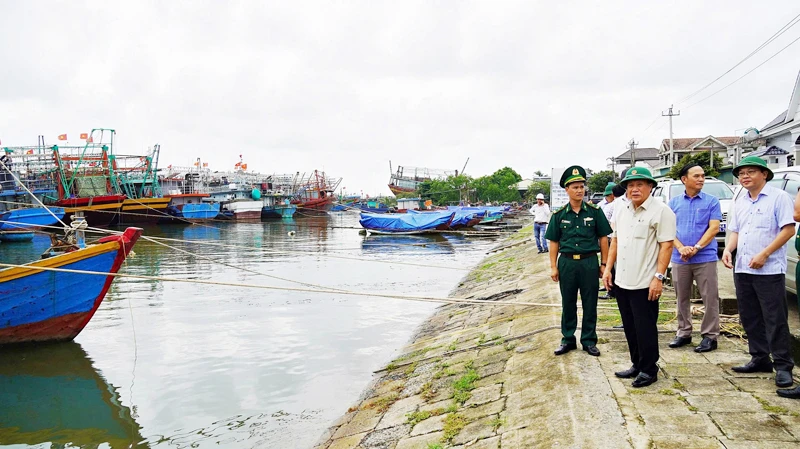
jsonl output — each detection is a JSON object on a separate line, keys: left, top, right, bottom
{"left": 0, "top": 227, "right": 142, "bottom": 345}
{"left": 0, "top": 231, "right": 35, "bottom": 242}
{"left": 262, "top": 196, "right": 297, "bottom": 218}
{"left": 359, "top": 211, "right": 455, "bottom": 235}
{"left": 0, "top": 206, "right": 66, "bottom": 231}
{"left": 354, "top": 200, "right": 390, "bottom": 213}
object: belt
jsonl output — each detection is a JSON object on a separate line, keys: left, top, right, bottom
{"left": 535, "top": 222, "right": 548, "bottom": 224}
{"left": 560, "top": 252, "right": 596, "bottom": 260}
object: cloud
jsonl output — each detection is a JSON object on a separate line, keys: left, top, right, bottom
{"left": 1, "top": 0, "right": 799, "bottom": 193}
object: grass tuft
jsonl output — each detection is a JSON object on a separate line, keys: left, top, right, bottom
{"left": 442, "top": 414, "right": 469, "bottom": 442}
{"left": 406, "top": 410, "right": 432, "bottom": 427}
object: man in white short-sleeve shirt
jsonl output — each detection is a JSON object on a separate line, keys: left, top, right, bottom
{"left": 603, "top": 167, "right": 676, "bottom": 388}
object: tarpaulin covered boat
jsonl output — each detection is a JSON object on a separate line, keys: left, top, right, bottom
{"left": 407, "top": 209, "right": 483, "bottom": 229}
{"left": 359, "top": 211, "right": 455, "bottom": 235}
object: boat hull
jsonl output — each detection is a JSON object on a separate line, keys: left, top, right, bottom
{"left": 388, "top": 185, "right": 416, "bottom": 195}
{"left": 225, "top": 200, "right": 263, "bottom": 220}
{"left": 262, "top": 204, "right": 297, "bottom": 219}
{"left": 294, "top": 196, "right": 333, "bottom": 215}
{"left": 359, "top": 211, "right": 455, "bottom": 234}
{"left": 0, "top": 207, "right": 66, "bottom": 231}
{"left": 0, "top": 227, "right": 142, "bottom": 345}
{"left": 113, "top": 197, "right": 171, "bottom": 225}
{"left": 164, "top": 203, "right": 221, "bottom": 223}
{"left": 55, "top": 195, "right": 127, "bottom": 228}
{"left": 0, "top": 231, "right": 35, "bottom": 242}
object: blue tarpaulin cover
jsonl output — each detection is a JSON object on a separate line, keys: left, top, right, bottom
{"left": 359, "top": 211, "right": 455, "bottom": 233}
{"left": 408, "top": 209, "right": 480, "bottom": 227}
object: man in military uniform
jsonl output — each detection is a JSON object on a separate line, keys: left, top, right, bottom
{"left": 546, "top": 166, "right": 613, "bottom": 357}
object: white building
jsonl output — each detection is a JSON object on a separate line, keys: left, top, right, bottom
{"left": 748, "top": 70, "right": 800, "bottom": 166}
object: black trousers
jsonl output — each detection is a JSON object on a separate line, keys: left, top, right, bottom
{"left": 616, "top": 287, "right": 660, "bottom": 377}
{"left": 734, "top": 273, "right": 795, "bottom": 372}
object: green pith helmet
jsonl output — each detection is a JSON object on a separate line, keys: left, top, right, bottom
{"left": 603, "top": 182, "right": 616, "bottom": 196}
{"left": 733, "top": 155, "right": 774, "bottom": 181}
{"left": 620, "top": 166, "right": 657, "bottom": 187}
{"left": 560, "top": 165, "right": 587, "bottom": 188}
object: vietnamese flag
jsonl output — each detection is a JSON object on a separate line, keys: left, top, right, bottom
{"left": 80, "top": 133, "right": 88, "bottom": 140}
{"left": 25, "top": 149, "right": 34, "bottom": 154}
{"left": 58, "top": 134, "right": 67, "bottom": 141}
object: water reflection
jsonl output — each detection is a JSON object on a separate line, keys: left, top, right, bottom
{"left": 0, "top": 343, "right": 146, "bottom": 448}
{"left": 361, "top": 234, "right": 455, "bottom": 254}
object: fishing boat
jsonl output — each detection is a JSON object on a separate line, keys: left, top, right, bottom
{"left": 387, "top": 160, "right": 466, "bottom": 196}
{"left": 0, "top": 231, "right": 35, "bottom": 242}
{"left": 160, "top": 164, "right": 221, "bottom": 223}
{"left": 359, "top": 211, "right": 455, "bottom": 235}
{"left": 0, "top": 342, "right": 147, "bottom": 447}
{"left": 291, "top": 170, "right": 341, "bottom": 215}
{"left": 262, "top": 196, "right": 297, "bottom": 218}
{"left": 0, "top": 207, "right": 66, "bottom": 231}
{"left": 112, "top": 144, "right": 171, "bottom": 224}
{"left": 0, "top": 226, "right": 142, "bottom": 345}
{"left": 353, "top": 199, "right": 390, "bottom": 213}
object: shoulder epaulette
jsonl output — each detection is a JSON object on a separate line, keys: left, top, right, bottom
{"left": 588, "top": 202, "right": 600, "bottom": 209}
{"left": 555, "top": 204, "right": 569, "bottom": 213}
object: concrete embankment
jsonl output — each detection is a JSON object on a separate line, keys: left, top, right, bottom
{"left": 315, "top": 226, "right": 800, "bottom": 449}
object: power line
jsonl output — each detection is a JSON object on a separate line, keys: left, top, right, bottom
{"left": 678, "top": 12, "right": 800, "bottom": 104}
{"left": 685, "top": 33, "right": 800, "bottom": 110}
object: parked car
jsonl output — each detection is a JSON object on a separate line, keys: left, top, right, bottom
{"left": 652, "top": 177, "right": 734, "bottom": 250}
{"left": 726, "top": 167, "right": 800, "bottom": 295}
{"left": 589, "top": 193, "right": 604, "bottom": 204}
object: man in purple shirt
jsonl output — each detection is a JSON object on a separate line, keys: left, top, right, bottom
{"left": 668, "top": 164, "right": 722, "bottom": 353}
{"left": 722, "top": 156, "right": 795, "bottom": 389}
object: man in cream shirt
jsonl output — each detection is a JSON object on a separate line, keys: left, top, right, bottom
{"left": 603, "top": 167, "right": 676, "bottom": 388}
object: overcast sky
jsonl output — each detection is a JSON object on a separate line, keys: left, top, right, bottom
{"left": 2, "top": 1, "right": 799, "bottom": 195}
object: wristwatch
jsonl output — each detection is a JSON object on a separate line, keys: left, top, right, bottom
{"left": 654, "top": 273, "right": 666, "bottom": 281}
{"left": 693, "top": 243, "right": 704, "bottom": 250}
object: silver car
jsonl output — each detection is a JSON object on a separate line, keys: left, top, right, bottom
{"left": 727, "top": 167, "right": 800, "bottom": 294}
{"left": 652, "top": 177, "right": 734, "bottom": 250}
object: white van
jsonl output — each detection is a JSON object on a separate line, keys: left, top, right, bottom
{"left": 727, "top": 167, "right": 800, "bottom": 294}
{"left": 652, "top": 177, "right": 735, "bottom": 250}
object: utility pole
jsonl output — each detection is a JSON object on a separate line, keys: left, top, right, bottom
{"left": 628, "top": 138, "right": 639, "bottom": 167}
{"left": 662, "top": 104, "right": 681, "bottom": 167}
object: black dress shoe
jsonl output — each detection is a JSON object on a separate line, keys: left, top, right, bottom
{"left": 668, "top": 336, "right": 692, "bottom": 348}
{"left": 694, "top": 337, "right": 717, "bottom": 353}
{"left": 615, "top": 366, "right": 639, "bottom": 379}
{"left": 777, "top": 385, "right": 800, "bottom": 399}
{"left": 599, "top": 294, "right": 611, "bottom": 300}
{"left": 632, "top": 372, "right": 657, "bottom": 388}
{"left": 599, "top": 286, "right": 607, "bottom": 292}
{"left": 554, "top": 343, "right": 577, "bottom": 356}
{"left": 584, "top": 345, "right": 600, "bottom": 357}
{"left": 776, "top": 370, "right": 794, "bottom": 388}
{"left": 612, "top": 324, "right": 624, "bottom": 329}
{"left": 732, "top": 360, "right": 773, "bottom": 374}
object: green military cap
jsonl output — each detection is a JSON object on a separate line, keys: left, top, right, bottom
{"left": 620, "top": 166, "right": 657, "bottom": 187}
{"left": 603, "top": 182, "right": 616, "bottom": 196}
{"left": 733, "top": 155, "right": 773, "bottom": 181}
{"left": 559, "top": 165, "right": 587, "bottom": 188}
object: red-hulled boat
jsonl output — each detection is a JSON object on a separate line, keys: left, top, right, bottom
{"left": 292, "top": 170, "right": 340, "bottom": 216}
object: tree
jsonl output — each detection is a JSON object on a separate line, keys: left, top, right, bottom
{"left": 474, "top": 167, "right": 523, "bottom": 203}
{"left": 588, "top": 170, "right": 616, "bottom": 194}
{"left": 524, "top": 180, "right": 551, "bottom": 202}
{"left": 534, "top": 170, "right": 546, "bottom": 177}
{"left": 667, "top": 152, "right": 724, "bottom": 179}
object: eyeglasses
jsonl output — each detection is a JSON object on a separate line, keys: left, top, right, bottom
{"left": 738, "top": 169, "right": 763, "bottom": 178}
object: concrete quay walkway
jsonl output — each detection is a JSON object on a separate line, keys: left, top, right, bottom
{"left": 315, "top": 229, "right": 800, "bottom": 449}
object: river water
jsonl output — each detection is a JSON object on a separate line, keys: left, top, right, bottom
{"left": 0, "top": 213, "right": 499, "bottom": 449}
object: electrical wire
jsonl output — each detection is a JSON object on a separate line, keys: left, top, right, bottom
{"left": 678, "top": 12, "right": 800, "bottom": 105}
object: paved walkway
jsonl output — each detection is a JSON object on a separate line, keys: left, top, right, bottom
{"left": 315, "top": 229, "right": 800, "bottom": 449}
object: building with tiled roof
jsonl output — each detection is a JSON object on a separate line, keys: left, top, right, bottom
{"left": 741, "top": 70, "right": 800, "bottom": 167}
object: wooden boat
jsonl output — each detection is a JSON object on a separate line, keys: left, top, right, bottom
{"left": 0, "top": 342, "right": 147, "bottom": 447}
{"left": 114, "top": 197, "right": 172, "bottom": 224}
{"left": 0, "top": 231, "right": 35, "bottom": 242}
{"left": 0, "top": 227, "right": 142, "bottom": 345}
{"left": 387, "top": 161, "right": 462, "bottom": 195}
{"left": 54, "top": 194, "right": 127, "bottom": 227}
{"left": 292, "top": 170, "right": 340, "bottom": 215}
